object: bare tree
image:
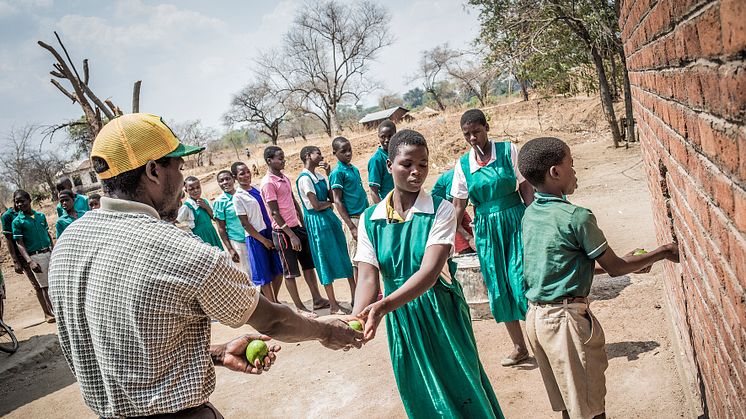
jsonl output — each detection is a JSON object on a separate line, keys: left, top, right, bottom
{"left": 378, "top": 93, "right": 404, "bottom": 109}
{"left": 445, "top": 48, "right": 500, "bottom": 106}
{"left": 38, "top": 31, "right": 142, "bottom": 144}
{"left": 0, "top": 125, "right": 37, "bottom": 190}
{"left": 258, "top": 0, "right": 392, "bottom": 137}
{"left": 225, "top": 80, "right": 288, "bottom": 145}
{"left": 29, "top": 150, "right": 70, "bottom": 201}
{"left": 415, "top": 44, "right": 459, "bottom": 111}
{"left": 171, "top": 120, "right": 216, "bottom": 167}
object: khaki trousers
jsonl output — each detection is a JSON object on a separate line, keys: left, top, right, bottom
{"left": 526, "top": 301, "right": 608, "bottom": 419}
{"left": 29, "top": 251, "right": 51, "bottom": 288}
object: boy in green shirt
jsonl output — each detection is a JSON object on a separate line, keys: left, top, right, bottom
{"left": 329, "top": 136, "right": 369, "bottom": 282}
{"left": 55, "top": 178, "right": 89, "bottom": 217}
{"left": 11, "top": 190, "right": 55, "bottom": 323}
{"left": 56, "top": 189, "right": 85, "bottom": 238}
{"left": 518, "top": 137, "right": 679, "bottom": 419}
{"left": 367, "top": 120, "right": 396, "bottom": 203}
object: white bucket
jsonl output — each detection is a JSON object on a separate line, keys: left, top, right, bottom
{"left": 452, "top": 254, "right": 493, "bottom": 320}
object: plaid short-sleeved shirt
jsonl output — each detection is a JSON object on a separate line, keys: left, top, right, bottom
{"left": 49, "top": 197, "right": 259, "bottom": 418}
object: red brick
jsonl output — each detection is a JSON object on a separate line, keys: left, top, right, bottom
{"left": 719, "top": 64, "right": 746, "bottom": 122}
{"left": 734, "top": 186, "right": 746, "bottom": 235}
{"left": 711, "top": 173, "right": 735, "bottom": 217}
{"left": 720, "top": 0, "right": 746, "bottom": 54}
{"left": 696, "top": 4, "right": 723, "bottom": 57}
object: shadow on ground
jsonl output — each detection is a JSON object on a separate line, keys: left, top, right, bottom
{"left": 590, "top": 275, "right": 632, "bottom": 301}
{"left": 0, "top": 334, "right": 76, "bottom": 416}
{"left": 606, "top": 340, "right": 660, "bottom": 361}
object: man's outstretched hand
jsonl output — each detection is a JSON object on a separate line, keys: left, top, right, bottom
{"left": 213, "top": 334, "right": 281, "bottom": 374}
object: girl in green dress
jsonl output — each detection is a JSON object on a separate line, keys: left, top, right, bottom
{"left": 176, "top": 176, "right": 224, "bottom": 250}
{"left": 297, "top": 146, "right": 355, "bottom": 315}
{"left": 452, "top": 109, "right": 535, "bottom": 366}
{"left": 352, "top": 130, "right": 503, "bottom": 418}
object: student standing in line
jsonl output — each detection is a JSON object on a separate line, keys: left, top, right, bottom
{"left": 56, "top": 189, "right": 86, "bottom": 238}
{"left": 260, "top": 146, "right": 329, "bottom": 316}
{"left": 230, "top": 161, "right": 284, "bottom": 303}
{"left": 214, "top": 171, "right": 250, "bottom": 275}
{"left": 176, "top": 176, "right": 224, "bottom": 249}
{"left": 297, "top": 146, "right": 355, "bottom": 314}
{"left": 11, "top": 189, "right": 55, "bottom": 323}
{"left": 55, "top": 178, "right": 89, "bottom": 217}
{"left": 329, "top": 136, "right": 369, "bottom": 282}
{"left": 368, "top": 120, "right": 396, "bottom": 204}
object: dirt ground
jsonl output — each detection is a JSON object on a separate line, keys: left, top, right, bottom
{"left": 0, "top": 97, "right": 697, "bottom": 418}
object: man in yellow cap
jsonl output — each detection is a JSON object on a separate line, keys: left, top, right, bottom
{"left": 48, "top": 114, "right": 362, "bottom": 418}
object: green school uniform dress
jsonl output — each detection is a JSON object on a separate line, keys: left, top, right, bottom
{"left": 361, "top": 193, "right": 503, "bottom": 418}
{"left": 458, "top": 141, "right": 528, "bottom": 322}
{"left": 296, "top": 171, "right": 353, "bottom": 285}
{"left": 212, "top": 192, "right": 246, "bottom": 243}
{"left": 56, "top": 194, "right": 90, "bottom": 217}
{"left": 368, "top": 146, "right": 394, "bottom": 200}
{"left": 56, "top": 211, "right": 85, "bottom": 238}
{"left": 184, "top": 199, "right": 224, "bottom": 250}
{"left": 431, "top": 169, "right": 455, "bottom": 201}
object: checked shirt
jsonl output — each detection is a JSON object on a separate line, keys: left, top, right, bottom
{"left": 49, "top": 197, "right": 259, "bottom": 418}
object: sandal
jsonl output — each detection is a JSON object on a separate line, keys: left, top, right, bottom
{"left": 500, "top": 351, "right": 530, "bottom": 367}
{"left": 313, "top": 300, "right": 331, "bottom": 310}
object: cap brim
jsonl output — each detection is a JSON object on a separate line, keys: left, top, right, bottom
{"left": 164, "top": 143, "right": 205, "bottom": 158}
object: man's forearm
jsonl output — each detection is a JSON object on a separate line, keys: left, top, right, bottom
{"left": 247, "top": 296, "right": 328, "bottom": 343}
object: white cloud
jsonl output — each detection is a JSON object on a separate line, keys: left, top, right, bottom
{"left": 0, "top": 1, "right": 19, "bottom": 18}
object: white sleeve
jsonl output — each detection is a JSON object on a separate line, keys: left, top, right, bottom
{"left": 353, "top": 212, "right": 379, "bottom": 268}
{"left": 176, "top": 204, "right": 195, "bottom": 229}
{"left": 510, "top": 143, "right": 525, "bottom": 186}
{"left": 425, "top": 200, "right": 456, "bottom": 257}
{"left": 297, "top": 176, "right": 314, "bottom": 209}
{"left": 450, "top": 160, "right": 469, "bottom": 200}
{"left": 232, "top": 193, "right": 248, "bottom": 216}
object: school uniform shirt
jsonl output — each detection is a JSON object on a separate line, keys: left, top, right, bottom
{"left": 176, "top": 198, "right": 213, "bottom": 230}
{"left": 56, "top": 193, "right": 90, "bottom": 217}
{"left": 48, "top": 197, "right": 259, "bottom": 418}
{"left": 329, "top": 162, "right": 369, "bottom": 216}
{"left": 449, "top": 140, "right": 525, "bottom": 200}
{"left": 431, "top": 169, "right": 455, "bottom": 201}
{"left": 12, "top": 211, "right": 52, "bottom": 253}
{"left": 56, "top": 211, "right": 85, "bottom": 238}
{"left": 522, "top": 192, "right": 609, "bottom": 303}
{"left": 296, "top": 169, "right": 330, "bottom": 210}
{"left": 260, "top": 172, "right": 300, "bottom": 229}
{"left": 232, "top": 186, "right": 267, "bottom": 232}
{"left": 1, "top": 208, "right": 18, "bottom": 236}
{"left": 368, "top": 146, "right": 394, "bottom": 200}
{"left": 354, "top": 189, "right": 456, "bottom": 268}
{"left": 212, "top": 193, "right": 247, "bottom": 242}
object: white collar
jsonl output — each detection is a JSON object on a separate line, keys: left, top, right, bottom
{"left": 184, "top": 197, "right": 198, "bottom": 206}
{"left": 468, "top": 140, "right": 497, "bottom": 174}
{"left": 100, "top": 197, "right": 160, "bottom": 219}
{"left": 301, "top": 168, "right": 323, "bottom": 183}
{"left": 369, "top": 189, "right": 435, "bottom": 221}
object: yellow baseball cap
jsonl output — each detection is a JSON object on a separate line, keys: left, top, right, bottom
{"left": 90, "top": 113, "right": 204, "bottom": 179}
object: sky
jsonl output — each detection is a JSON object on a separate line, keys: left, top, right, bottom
{"left": 0, "top": 0, "right": 480, "bottom": 151}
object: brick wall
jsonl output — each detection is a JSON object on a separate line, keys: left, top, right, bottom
{"left": 619, "top": 0, "right": 745, "bottom": 417}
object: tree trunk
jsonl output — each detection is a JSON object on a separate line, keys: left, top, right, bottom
{"left": 517, "top": 77, "right": 529, "bottom": 101}
{"left": 428, "top": 89, "right": 447, "bottom": 111}
{"left": 589, "top": 45, "right": 623, "bottom": 147}
{"left": 617, "top": 47, "right": 636, "bottom": 142}
{"left": 609, "top": 53, "right": 619, "bottom": 101}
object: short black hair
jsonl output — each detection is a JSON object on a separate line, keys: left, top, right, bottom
{"left": 264, "top": 146, "right": 282, "bottom": 162}
{"left": 460, "top": 109, "right": 487, "bottom": 127}
{"left": 517, "top": 137, "right": 569, "bottom": 186}
{"left": 216, "top": 170, "right": 233, "bottom": 180}
{"left": 92, "top": 156, "right": 173, "bottom": 195}
{"left": 13, "top": 189, "right": 30, "bottom": 201}
{"left": 184, "top": 176, "right": 199, "bottom": 184}
{"left": 377, "top": 120, "right": 396, "bottom": 133}
{"left": 230, "top": 161, "right": 248, "bottom": 177}
{"left": 59, "top": 189, "right": 75, "bottom": 200}
{"left": 388, "top": 129, "right": 428, "bottom": 158}
{"left": 88, "top": 193, "right": 101, "bottom": 200}
{"left": 299, "top": 146, "right": 320, "bottom": 163}
{"left": 332, "top": 136, "right": 350, "bottom": 152}
{"left": 56, "top": 177, "right": 73, "bottom": 192}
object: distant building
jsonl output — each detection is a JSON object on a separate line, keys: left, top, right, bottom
{"left": 61, "top": 158, "right": 100, "bottom": 193}
{"left": 358, "top": 106, "right": 412, "bottom": 130}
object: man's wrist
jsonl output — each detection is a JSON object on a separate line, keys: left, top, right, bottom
{"left": 209, "top": 344, "right": 225, "bottom": 366}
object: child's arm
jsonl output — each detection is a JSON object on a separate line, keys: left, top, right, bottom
{"left": 14, "top": 238, "right": 41, "bottom": 273}
{"left": 292, "top": 197, "right": 305, "bottom": 226}
{"left": 355, "top": 243, "right": 451, "bottom": 341}
{"left": 305, "top": 191, "right": 333, "bottom": 211}
{"left": 519, "top": 181, "right": 535, "bottom": 206}
{"left": 266, "top": 200, "right": 302, "bottom": 251}
{"left": 331, "top": 189, "right": 357, "bottom": 239}
{"left": 368, "top": 186, "right": 382, "bottom": 204}
{"left": 198, "top": 198, "right": 214, "bottom": 219}
{"left": 453, "top": 198, "right": 474, "bottom": 248}
{"left": 351, "top": 261, "right": 381, "bottom": 315}
{"left": 595, "top": 243, "right": 679, "bottom": 277}
{"left": 215, "top": 218, "right": 240, "bottom": 262}
{"left": 237, "top": 214, "right": 274, "bottom": 249}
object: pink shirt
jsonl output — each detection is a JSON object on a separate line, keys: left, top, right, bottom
{"left": 260, "top": 172, "right": 300, "bottom": 229}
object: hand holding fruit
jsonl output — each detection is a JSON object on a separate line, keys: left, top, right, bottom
{"left": 220, "top": 334, "right": 280, "bottom": 374}
{"left": 316, "top": 317, "right": 363, "bottom": 350}
{"left": 356, "top": 300, "right": 386, "bottom": 341}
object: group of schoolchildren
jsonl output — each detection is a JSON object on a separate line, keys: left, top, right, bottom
{"left": 1, "top": 178, "right": 100, "bottom": 324}
{"left": 1, "top": 108, "right": 680, "bottom": 419}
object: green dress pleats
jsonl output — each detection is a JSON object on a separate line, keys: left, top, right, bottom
{"left": 363, "top": 197, "right": 503, "bottom": 418}
{"left": 184, "top": 199, "right": 224, "bottom": 250}
{"left": 460, "top": 141, "right": 527, "bottom": 323}
{"left": 296, "top": 172, "right": 353, "bottom": 285}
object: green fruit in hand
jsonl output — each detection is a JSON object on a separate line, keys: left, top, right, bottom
{"left": 348, "top": 320, "right": 363, "bottom": 331}
{"left": 245, "top": 340, "right": 269, "bottom": 365}
{"left": 633, "top": 249, "right": 648, "bottom": 256}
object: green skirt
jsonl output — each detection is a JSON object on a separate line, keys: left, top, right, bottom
{"left": 473, "top": 203, "right": 528, "bottom": 323}
{"left": 304, "top": 209, "right": 353, "bottom": 285}
{"left": 386, "top": 277, "right": 504, "bottom": 418}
